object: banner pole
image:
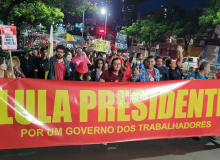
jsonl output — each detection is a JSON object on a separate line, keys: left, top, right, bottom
{"left": 9, "top": 50, "right": 13, "bottom": 72}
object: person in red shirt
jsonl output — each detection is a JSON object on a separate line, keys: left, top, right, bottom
{"left": 44, "top": 45, "right": 71, "bottom": 80}
{"left": 99, "top": 57, "right": 124, "bottom": 82}
{"left": 106, "top": 45, "right": 124, "bottom": 68}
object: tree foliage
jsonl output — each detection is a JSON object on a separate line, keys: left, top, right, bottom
{"left": 8, "top": 2, "right": 64, "bottom": 26}
{"left": 199, "top": 0, "right": 220, "bottom": 27}
{"left": 0, "top": 0, "right": 98, "bottom": 24}
{"left": 122, "top": 3, "right": 203, "bottom": 56}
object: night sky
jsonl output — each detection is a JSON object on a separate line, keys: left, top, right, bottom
{"left": 137, "top": 0, "right": 210, "bottom": 15}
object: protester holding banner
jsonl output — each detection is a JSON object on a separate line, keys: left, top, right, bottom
{"left": 91, "top": 58, "right": 105, "bottom": 81}
{"left": 187, "top": 61, "right": 210, "bottom": 80}
{"left": 71, "top": 48, "right": 87, "bottom": 67}
{"left": 166, "top": 46, "right": 184, "bottom": 80}
{"left": 73, "top": 62, "right": 91, "bottom": 81}
{"left": 155, "top": 56, "right": 170, "bottom": 81}
{"left": 0, "top": 57, "right": 10, "bottom": 78}
{"left": 99, "top": 58, "right": 124, "bottom": 82}
{"left": 131, "top": 55, "right": 160, "bottom": 82}
{"left": 44, "top": 45, "right": 71, "bottom": 80}
{"left": 19, "top": 47, "right": 36, "bottom": 78}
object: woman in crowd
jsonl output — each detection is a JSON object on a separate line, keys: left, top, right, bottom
{"left": 99, "top": 58, "right": 124, "bottom": 82}
{"left": 11, "top": 56, "right": 25, "bottom": 78}
{"left": 129, "top": 52, "right": 137, "bottom": 68}
{"left": 166, "top": 46, "right": 184, "bottom": 80}
{"left": 187, "top": 61, "right": 210, "bottom": 80}
{"left": 73, "top": 62, "right": 91, "bottom": 81}
{"left": 65, "top": 53, "right": 76, "bottom": 80}
{"left": 91, "top": 58, "right": 105, "bottom": 81}
{"left": 0, "top": 57, "right": 10, "bottom": 78}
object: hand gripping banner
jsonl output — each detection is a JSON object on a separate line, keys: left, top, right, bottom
{"left": 1, "top": 78, "right": 220, "bottom": 149}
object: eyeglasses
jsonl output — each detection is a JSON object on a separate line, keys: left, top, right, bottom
{"left": 57, "top": 51, "right": 64, "bottom": 54}
{"left": 113, "top": 63, "right": 121, "bottom": 66}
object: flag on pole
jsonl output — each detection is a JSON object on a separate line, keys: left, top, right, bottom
{"left": 49, "top": 25, "right": 53, "bottom": 56}
{"left": 45, "top": 25, "right": 53, "bottom": 79}
{"left": 122, "top": 62, "right": 131, "bottom": 82}
{"left": 65, "top": 33, "right": 76, "bottom": 41}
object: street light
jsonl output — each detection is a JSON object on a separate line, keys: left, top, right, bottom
{"left": 101, "top": 8, "right": 107, "bottom": 40}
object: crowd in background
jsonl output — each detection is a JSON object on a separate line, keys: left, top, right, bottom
{"left": 0, "top": 44, "right": 219, "bottom": 82}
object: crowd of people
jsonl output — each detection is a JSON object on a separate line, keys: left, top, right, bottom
{"left": 0, "top": 44, "right": 219, "bottom": 82}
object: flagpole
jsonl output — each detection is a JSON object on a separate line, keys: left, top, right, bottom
{"left": 81, "top": 12, "right": 84, "bottom": 47}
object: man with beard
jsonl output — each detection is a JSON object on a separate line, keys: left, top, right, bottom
{"left": 44, "top": 45, "right": 71, "bottom": 80}
{"left": 154, "top": 56, "right": 170, "bottom": 81}
{"left": 19, "top": 47, "right": 36, "bottom": 78}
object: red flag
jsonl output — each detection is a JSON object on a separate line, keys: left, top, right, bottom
{"left": 122, "top": 62, "right": 131, "bottom": 82}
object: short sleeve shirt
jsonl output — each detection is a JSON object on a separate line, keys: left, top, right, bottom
{"left": 100, "top": 69, "right": 124, "bottom": 82}
{"left": 168, "top": 66, "right": 182, "bottom": 80}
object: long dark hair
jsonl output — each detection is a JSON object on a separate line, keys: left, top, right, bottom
{"left": 74, "top": 71, "right": 90, "bottom": 81}
{"left": 0, "top": 57, "right": 7, "bottom": 78}
{"left": 108, "top": 58, "right": 123, "bottom": 79}
{"left": 129, "top": 52, "right": 136, "bottom": 63}
{"left": 94, "top": 58, "right": 105, "bottom": 71}
{"left": 165, "top": 58, "right": 172, "bottom": 68}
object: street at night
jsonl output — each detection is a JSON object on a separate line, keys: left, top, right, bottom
{"left": 1, "top": 138, "right": 220, "bottom": 160}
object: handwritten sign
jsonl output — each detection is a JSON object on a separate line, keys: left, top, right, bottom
{"left": 94, "top": 39, "right": 110, "bottom": 52}
{"left": 1, "top": 25, "right": 17, "bottom": 50}
{"left": 115, "top": 32, "right": 127, "bottom": 50}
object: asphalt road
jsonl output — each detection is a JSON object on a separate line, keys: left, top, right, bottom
{"left": 1, "top": 137, "right": 220, "bottom": 160}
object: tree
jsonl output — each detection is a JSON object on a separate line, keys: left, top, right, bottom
{"left": 122, "top": 3, "right": 203, "bottom": 56}
{"left": 121, "top": 19, "right": 166, "bottom": 54}
{"left": 165, "top": 6, "right": 202, "bottom": 56}
{"left": 0, "top": 0, "right": 98, "bottom": 24}
{"left": 199, "top": 0, "right": 220, "bottom": 27}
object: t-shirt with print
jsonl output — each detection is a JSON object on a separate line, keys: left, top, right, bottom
{"left": 100, "top": 69, "right": 124, "bottom": 82}
{"left": 71, "top": 56, "right": 87, "bottom": 67}
{"left": 148, "top": 69, "right": 155, "bottom": 82}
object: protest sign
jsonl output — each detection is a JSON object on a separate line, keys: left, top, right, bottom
{"left": 0, "top": 79, "right": 220, "bottom": 149}
{"left": 1, "top": 25, "right": 17, "bottom": 50}
{"left": 94, "top": 39, "right": 110, "bottom": 52}
{"left": 115, "top": 32, "right": 128, "bottom": 50}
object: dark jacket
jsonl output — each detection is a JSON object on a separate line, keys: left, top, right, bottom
{"left": 19, "top": 56, "right": 36, "bottom": 78}
{"left": 69, "top": 62, "right": 76, "bottom": 80}
{"left": 44, "top": 56, "right": 71, "bottom": 80}
{"left": 91, "top": 69, "right": 97, "bottom": 81}
{"left": 155, "top": 65, "right": 170, "bottom": 81}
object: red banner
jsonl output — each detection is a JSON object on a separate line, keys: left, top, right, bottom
{"left": 1, "top": 78, "right": 220, "bottom": 149}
